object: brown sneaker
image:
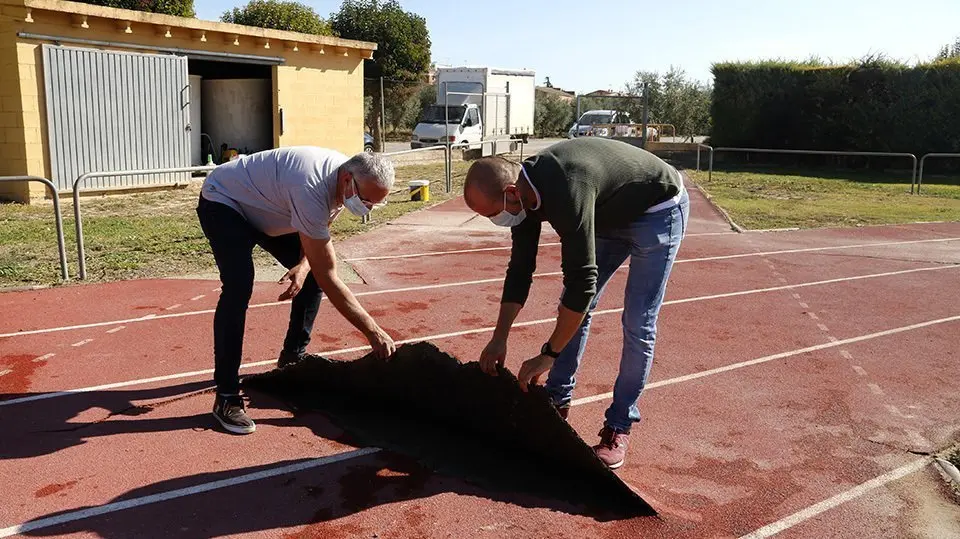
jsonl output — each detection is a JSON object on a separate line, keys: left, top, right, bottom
{"left": 593, "top": 426, "right": 629, "bottom": 469}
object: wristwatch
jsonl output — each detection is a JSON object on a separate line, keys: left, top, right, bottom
{"left": 541, "top": 342, "right": 560, "bottom": 358}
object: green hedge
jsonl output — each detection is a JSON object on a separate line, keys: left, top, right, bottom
{"left": 710, "top": 60, "right": 960, "bottom": 168}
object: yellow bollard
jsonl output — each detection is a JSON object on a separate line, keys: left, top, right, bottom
{"left": 409, "top": 180, "right": 430, "bottom": 202}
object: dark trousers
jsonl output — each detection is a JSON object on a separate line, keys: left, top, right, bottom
{"left": 196, "top": 195, "right": 323, "bottom": 395}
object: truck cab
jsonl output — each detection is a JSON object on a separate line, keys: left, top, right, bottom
{"left": 411, "top": 103, "right": 482, "bottom": 149}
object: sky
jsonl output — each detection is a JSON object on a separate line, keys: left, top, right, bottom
{"left": 195, "top": 0, "right": 960, "bottom": 92}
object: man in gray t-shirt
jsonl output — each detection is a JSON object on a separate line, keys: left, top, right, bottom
{"left": 196, "top": 146, "right": 397, "bottom": 435}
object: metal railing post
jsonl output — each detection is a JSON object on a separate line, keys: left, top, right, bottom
{"left": 916, "top": 153, "right": 960, "bottom": 195}
{"left": 0, "top": 176, "right": 69, "bottom": 281}
{"left": 73, "top": 165, "right": 216, "bottom": 279}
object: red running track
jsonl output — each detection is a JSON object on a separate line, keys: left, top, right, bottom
{"left": 1, "top": 177, "right": 960, "bottom": 538}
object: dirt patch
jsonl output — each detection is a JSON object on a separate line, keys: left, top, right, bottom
{"left": 243, "top": 341, "right": 655, "bottom": 520}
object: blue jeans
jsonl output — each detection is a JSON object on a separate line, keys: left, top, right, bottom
{"left": 545, "top": 189, "right": 689, "bottom": 432}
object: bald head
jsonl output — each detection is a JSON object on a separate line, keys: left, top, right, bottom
{"left": 464, "top": 157, "right": 522, "bottom": 218}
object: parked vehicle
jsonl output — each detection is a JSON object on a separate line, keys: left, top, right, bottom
{"left": 567, "top": 109, "right": 632, "bottom": 138}
{"left": 364, "top": 132, "right": 374, "bottom": 153}
{"left": 412, "top": 66, "right": 535, "bottom": 154}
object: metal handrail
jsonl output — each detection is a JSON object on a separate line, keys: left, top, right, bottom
{"left": 710, "top": 147, "right": 918, "bottom": 191}
{"left": 73, "top": 165, "right": 216, "bottom": 279}
{"left": 917, "top": 153, "right": 960, "bottom": 195}
{"left": 0, "top": 176, "right": 69, "bottom": 281}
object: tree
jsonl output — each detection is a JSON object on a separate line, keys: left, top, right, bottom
{"left": 936, "top": 36, "right": 960, "bottom": 61}
{"left": 221, "top": 0, "right": 332, "bottom": 35}
{"left": 331, "top": 0, "right": 431, "bottom": 150}
{"left": 625, "top": 67, "right": 711, "bottom": 140}
{"left": 535, "top": 89, "right": 573, "bottom": 137}
{"left": 75, "top": 0, "right": 195, "bottom": 17}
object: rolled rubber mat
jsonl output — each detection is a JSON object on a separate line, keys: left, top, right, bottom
{"left": 243, "top": 342, "right": 656, "bottom": 519}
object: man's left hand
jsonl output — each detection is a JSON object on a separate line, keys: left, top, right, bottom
{"left": 516, "top": 354, "right": 555, "bottom": 392}
{"left": 278, "top": 263, "right": 310, "bottom": 301}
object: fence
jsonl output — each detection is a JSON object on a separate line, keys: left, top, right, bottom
{"left": 698, "top": 147, "right": 919, "bottom": 191}
{"left": 73, "top": 165, "right": 217, "bottom": 280}
{"left": 0, "top": 176, "right": 69, "bottom": 281}
{"left": 364, "top": 77, "right": 433, "bottom": 151}
{"left": 917, "top": 153, "right": 960, "bottom": 195}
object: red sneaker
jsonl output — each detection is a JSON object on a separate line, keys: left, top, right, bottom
{"left": 593, "top": 426, "right": 629, "bottom": 469}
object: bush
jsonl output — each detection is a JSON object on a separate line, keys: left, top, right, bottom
{"left": 710, "top": 60, "right": 960, "bottom": 164}
{"left": 221, "top": 0, "right": 333, "bottom": 35}
{"left": 535, "top": 90, "right": 573, "bottom": 137}
{"left": 74, "top": 0, "right": 195, "bottom": 17}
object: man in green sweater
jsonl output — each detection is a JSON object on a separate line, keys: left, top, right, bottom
{"left": 464, "top": 137, "right": 689, "bottom": 469}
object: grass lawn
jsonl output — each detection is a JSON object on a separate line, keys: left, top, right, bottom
{"left": 686, "top": 167, "right": 960, "bottom": 230}
{"left": 0, "top": 160, "right": 470, "bottom": 288}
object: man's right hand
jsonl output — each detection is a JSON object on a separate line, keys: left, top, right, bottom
{"left": 479, "top": 337, "right": 508, "bottom": 376}
{"left": 367, "top": 326, "right": 396, "bottom": 360}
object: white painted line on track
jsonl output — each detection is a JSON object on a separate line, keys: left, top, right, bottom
{"left": 190, "top": 295, "right": 205, "bottom": 301}
{"left": 570, "top": 314, "right": 960, "bottom": 406}
{"left": 32, "top": 353, "right": 55, "bottom": 363}
{"left": 165, "top": 304, "right": 181, "bottom": 311}
{"left": 0, "top": 448, "right": 381, "bottom": 539}
{"left": 2, "top": 255, "right": 957, "bottom": 340}
{"left": 106, "top": 326, "right": 125, "bottom": 334}
{"left": 737, "top": 457, "right": 929, "bottom": 539}
{"left": 852, "top": 366, "right": 868, "bottom": 376}
{"left": 839, "top": 350, "right": 853, "bottom": 360}
{"left": 816, "top": 323, "right": 830, "bottom": 332}
{"left": 71, "top": 339, "right": 92, "bottom": 347}
{"left": 675, "top": 237, "right": 960, "bottom": 265}
{"left": 2, "top": 266, "right": 957, "bottom": 405}
{"left": 0, "top": 370, "right": 10, "bottom": 377}
{"left": 868, "top": 383, "right": 885, "bottom": 396}
{"left": 343, "top": 232, "right": 741, "bottom": 263}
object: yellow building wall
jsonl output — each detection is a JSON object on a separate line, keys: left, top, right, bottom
{"left": 0, "top": 4, "right": 28, "bottom": 201}
{"left": 0, "top": 1, "right": 372, "bottom": 202}
{"left": 275, "top": 52, "right": 365, "bottom": 156}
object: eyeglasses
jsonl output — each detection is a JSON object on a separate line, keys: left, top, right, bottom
{"left": 352, "top": 176, "right": 388, "bottom": 210}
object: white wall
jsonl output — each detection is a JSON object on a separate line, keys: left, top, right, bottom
{"left": 201, "top": 78, "right": 272, "bottom": 159}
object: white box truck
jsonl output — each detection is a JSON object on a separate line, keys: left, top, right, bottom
{"left": 411, "top": 66, "right": 535, "bottom": 155}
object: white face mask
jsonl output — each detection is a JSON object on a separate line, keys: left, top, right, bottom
{"left": 489, "top": 191, "right": 526, "bottom": 227}
{"left": 344, "top": 177, "right": 371, "bottom": 218}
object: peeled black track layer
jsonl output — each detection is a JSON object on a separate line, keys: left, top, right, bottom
{"left": 243, "top": 341, "right": 656, "bottom": 519}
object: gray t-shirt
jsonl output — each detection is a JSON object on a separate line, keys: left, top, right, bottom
{"left": 200, "top": 146, "right": 348, "bottom": 240}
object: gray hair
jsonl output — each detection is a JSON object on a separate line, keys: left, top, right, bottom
{"left": 342, "top": 151, "right": 395, "bottom": 191}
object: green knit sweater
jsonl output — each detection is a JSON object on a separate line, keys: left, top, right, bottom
{"left": 501, "top": 137, "right": 683, "bottom": 313}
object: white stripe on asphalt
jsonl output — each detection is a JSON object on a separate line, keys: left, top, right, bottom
{"left": 570, "top": 314, "right": 960, "bottom": 406}
{"left": 2, "top": 238, "right": 957, "bottom": 340}
{"left": 0, "top": 448, "right": 381, "bottom": 538}
{"left": 737, "top": 457, "right": 929, "bottom": 539}
{"left": 674, "top": 237, "right": 960, "bottom": 265}
{"left": 1, "top": 265, "right": 956, "bottom": 408}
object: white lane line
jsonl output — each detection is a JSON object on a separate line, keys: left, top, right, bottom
{"left": 190, "top": 295, "right": 205, "bottom": 301}
{"left": 868, "top": 383, "right": 885, "bottom": 396}
{"left": 827, "top": 336, "right": 839, "bottom": 343}
{"left": 106, "top": 326, "right": 125, "bottom": 334}
{"left": 806, "top": 312, "right": 819, "bottom": 320}
{"left": 32, "top": 353, "right": 55, "bottom": 363}
{"left": 852, "top": 366, "right": 868, "bottom": 376}
{"left": 0, "top": 370, "right": 10, "bottom": 377}
{"left": 799, "top": 302, "right": 810, "bottom": 309}
{"left": 212, "top": 287, "right": 221, "bottom": 293}
{"left": 3, "top": 279, "right": 959, "bottom": 408}
{"left": 738, "top": 457, "right": 929, "bottom": 539}
{"left": 816, "top": 323, "right": 830, "bottom": 332}
{"left": 165, "top": 304, "right": 182, "bottom": 311}
{"left": 0, "top": 369, "right": 625, "bottom": 536}
{"left": 675, "top": 237, "right": 960, "bottom": 265}
{"left": 571, "top": 314, "right": 960, "bottom": 406}
{"left": 71, "top": 339, "right": 92, "bottom": 347}
{"left": 2, "top": 261, "right": 957, "bottom": 341}
{"left": 0, "top": 448, "right": 381, "bottom": 539}
{"left": 839, "top": 350, "right": 853, "bottom": 360}
{"left": 342, "top": 233, "right": 741, "bottom": 262}
{"left": 792, "top": 293, "right": 802, "bottom": 300}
